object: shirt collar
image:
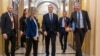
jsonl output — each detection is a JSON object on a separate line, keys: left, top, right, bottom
{"left": 49, "top": 13, "right": 53, "bottom": 15}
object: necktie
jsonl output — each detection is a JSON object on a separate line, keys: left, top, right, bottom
{"left": 78, "top": 12, "right": 80, "bottom": 28}
{"left": 50, "top": 14, "right": 53, "bottom": 22}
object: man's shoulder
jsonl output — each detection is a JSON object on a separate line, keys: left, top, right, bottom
{"left": 1, "top": 12, "right": 9, "bottom": 19}
{"left": 81, "top": 10, "right": 87, "bottom": 13}
{"left": 26, "top": 17, "right": 30, "bottom": 21}
{"left": 71, "top": 11, "right": 76, "bottom": 16}
{"left": 53, "top": 13, "right": 58, "bottom": 16}
{"left": 43, "top": 13, "right": 49, "bottom": 16}
{"left": 59, "top": 17, "right": 70, "bottom": 20}
{"left": 2, "top": 12, "right": 8, "bottom": 16}
{"left": 59, "top": 17, "right": 62, "bottom": 19}
{"left": 66, "top": 17, "right": 70, "bottom": 19}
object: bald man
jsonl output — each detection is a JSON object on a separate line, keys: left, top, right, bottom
{"left": 58, "top": 11, "right": 70, "bottom": 53}
{"left": 71, "top": 2, "right": 91, "bottom": 56}
{"left": 42, "top": 4, "right": 58, "bottom": 56}
{"left": 1, "top": 5, "right": 16, "bottom": 56}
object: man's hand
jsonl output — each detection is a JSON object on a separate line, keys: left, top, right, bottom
{"left": 44, "top": 31, "right": 47, "bottom": 36}
{"left": 33, "top": 36, "right": 38, "bottom": 41}
{"left": 3, "top": 33, "right": 8, "bottom": 40}
{"left": 20, "top": 31, "right": 23, "bottom": 36}
{"left": 65, "top": 27, "right": 72, "bottom": 32}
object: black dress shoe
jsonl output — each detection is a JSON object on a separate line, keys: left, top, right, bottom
{"left": 62, "top": 50, "right": 66, "bottom": 54}
{"left": 61, "top": 45, "right": 63, "bottom": 50}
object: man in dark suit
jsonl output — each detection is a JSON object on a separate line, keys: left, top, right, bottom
{"left": 1, "top": 5, "right": 16, "bottom": 56}
{"left": 42, "top": 4, "right": 58, "bottom": 56}
{"left": 58, "top": 11, "right": 70, "bottom": 53}
{"left": 71, "top": 2, "right": 91, "bottom": 56}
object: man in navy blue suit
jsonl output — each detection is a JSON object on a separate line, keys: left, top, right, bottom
{"left": 71, "top": 2, "right": 91, "bottom": 56}
{"left": 42, "top": 4, "right": 58, "bottom": 56}
{"left": 58, "top": 11, "right": 70, "bottom": 53}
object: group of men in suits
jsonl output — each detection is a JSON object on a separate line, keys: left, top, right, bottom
{"left": 0, "top": 2, "right": 91, "bottom": 56}
{"left": 42, "top": 2, "right": 91, "bottom": 56}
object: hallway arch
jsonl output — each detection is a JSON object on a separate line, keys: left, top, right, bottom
{"left": 36, "top": 1, "right": 59, "bottom": 13}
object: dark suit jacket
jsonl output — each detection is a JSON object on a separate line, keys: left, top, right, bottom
{"left": 1, "top": 12, "right": 17, "bottom": 34}
{"left": 19, "top": 16, "right": 27, "bottom": 33}
{"left": 34, "top": 17, "right": 40, "bottom": 30}
{"left": 42, "top": 13, "right": 58, "bottom": 33}
{"left": 71, "top": 10, "right": 91, "bottom": 31}
{"left": 58, "top": 17, "right": 70, "bottom": 31}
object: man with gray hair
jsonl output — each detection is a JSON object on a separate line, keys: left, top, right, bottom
{"left": 42, "top": 4, "right": 58, "bottom": 56}
{"left": 71, "top": 2, "right": 91, "bottom": 56}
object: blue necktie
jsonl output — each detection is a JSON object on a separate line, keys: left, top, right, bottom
{"left": 78, "top": 12, "right": 80, "bottom": 28}
{"left": 50, "top": 14, "right": 53, "bottom": 22}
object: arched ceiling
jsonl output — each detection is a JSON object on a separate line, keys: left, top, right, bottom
{"left": 23, "top": 0, "right": 61, "bottom": 10}
{"left": 32, "top": 0, "right": 61, "bottom": 8}
{"left": 24, "top": 0, "right": 69, "bottom": 9}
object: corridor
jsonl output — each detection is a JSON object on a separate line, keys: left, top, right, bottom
{"left": 0, "top": 0, "right": 100, "bottom": 56}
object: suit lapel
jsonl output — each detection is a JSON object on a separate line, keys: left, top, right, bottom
{"left": 7, "top": 13, "right": 10, "bottom": 18}
{"left": 7, "top": 12, "right": 16, "bottom": 28}
{"left": 82, "top": 10, "right": 84, "bottom": 20}
{"left": 52, "top": 13, "right": 54, "bottom": 23}
{"left": 74, "top": 12, "right": 77, "bottom": 22}
{"left": 82, "top": 10, "right": 85, "bottom": 24}
{"left": 7, "top": 13, "right": 12, "bottom": 22}
{"left": 60, "top": 17, "right": 63, "bottom": 25}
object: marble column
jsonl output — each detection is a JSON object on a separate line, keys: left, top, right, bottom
{"left": 0, "top": 0, "right": 3, "bottom": 55}
{"left": 18, "top": 0, "right": 24, "bottom": 47}
{"left": 67, "top": 0, "right": 74, "bottom": 48}
{"left": 95, "top": 0, "right": 100, "bottom": 56}
{"left": 0, "top": 0, "right": 12, "bottom": 55}
{"left": 86, "top": 0, "right": 96, "bottom": 55}
{"left": 81, "top": 0, "right": 91, "bottom": 55}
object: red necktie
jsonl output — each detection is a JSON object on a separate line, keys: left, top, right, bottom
{"left": 64, "top": 17, "right": 67, "bottom": 27}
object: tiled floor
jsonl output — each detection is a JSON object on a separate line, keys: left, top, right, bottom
{"left": 15, "top": 45, "right": 75, "bottom": 56}
{"left": 15, "top": 54, "right": 75, "bottom": 56}
{"left": 1, "top": 35, "right": 76, "bottom": 56}
{"left": 15, "top": 35, "right": 75, "bottom": 56}
{"left": 15, "top": 46, "right": 75, "bottom": 56}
